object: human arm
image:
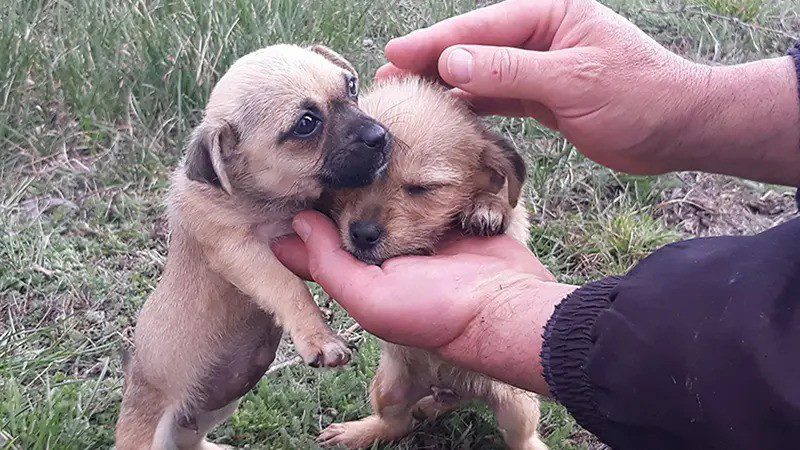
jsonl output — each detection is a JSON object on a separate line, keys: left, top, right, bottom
{"left": 273, "top": 211, "right": 800, "bottom": 449}
{"left": 272, "top": 210, "right": 573, "bottom": 393}
{"left": 543, "top": 217, "right": 800, "bottom": 450}
{"left": 376, "top": 0, "right": 800, "bottom": 185}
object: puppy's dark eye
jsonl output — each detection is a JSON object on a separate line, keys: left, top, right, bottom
{"left": 405, "top": 185, "right": 431, "bottom": 196}
{"left": 293, "top": 113, "right": 321, "bottom": 137}
{"left": 347, "top": 77, "right": 358, "bottom": 98}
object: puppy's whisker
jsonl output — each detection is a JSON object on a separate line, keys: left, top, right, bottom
{"left": 376, "top": 96, "right": 414, "bottom": 118}
{"left": 391, "top": 137, "right": 412, "bottom": 154}
{"left": 377, "top": 110, "right": 412, "bottom": 125}
{"left": 376, "top": 98, "right": 417, "bottom": 124}
{"left": 377, "top": 117, "right": 412, "bottom": 129}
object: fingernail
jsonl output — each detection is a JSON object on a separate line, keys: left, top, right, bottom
{"left": 447, "top": 48, "right": 473, "bottom": 84}
{"left": 294, "top": 217, "right": 311, "bottom": 241}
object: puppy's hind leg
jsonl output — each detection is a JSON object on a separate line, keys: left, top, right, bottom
{"left": 116, "top": 369, "right": 170, "bottom": 450}
{"left": 411, "top": 386, "right": 462, "bottom": 420}
{"left": 317, "top": 354, "right": 427, "bottom": 449}
{"left": 489, "top": 387, "right": 548, "bottom": 450}
{"left": 152, "top": 401, "right": 239, "bottom": 450}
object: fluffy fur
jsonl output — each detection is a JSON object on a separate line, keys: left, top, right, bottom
{"left": 116, "top": 44, "right": 390, "bottom": 450}
{"left": 320, "top": 78, "right": 546, "bottom": 450}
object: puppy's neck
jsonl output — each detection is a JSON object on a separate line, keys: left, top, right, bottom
{"left": 238, "top": 189, "right": 315, "bottom": 220}
{"left": 168, "top": 171, "right": 317, "bottom": 242}
{"left": 238, "top": 192, "right": 313, "bottom": 241}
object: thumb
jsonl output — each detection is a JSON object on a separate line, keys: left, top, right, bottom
{"left": 438, "top": 45, "right": 588, "bottom": 106}
{"left": 291, "top": 211, "right": 381, "bottom": 310}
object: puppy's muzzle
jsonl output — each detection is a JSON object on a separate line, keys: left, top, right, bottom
{"left": 349, "top": 220, "right": 383, "bottom": 251}
{"left": 319, "top": 106, "right": 392, "bottom": 189}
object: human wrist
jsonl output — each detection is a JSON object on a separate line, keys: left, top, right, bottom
{"left": 437, "top": 274, "right": 578, "bottom": 395}
{"left": 641, "top": 58, "right": 713, "bottom": 173}
{"left": 679, "top": 57, "right": 800, "bottom": 185}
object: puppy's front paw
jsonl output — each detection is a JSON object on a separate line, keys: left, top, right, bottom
{"left": 318, "top": 418, "right": 386, "bottom": 449}
{"left": 318, "top": 423, "right": 361, "bottom": 449}
{"left": 460, "top": 193, "right": 512, "bottom": 237}
{"left": 294, "top": 332, "right": 352, "bottom": 368}
{"left": 509, "top": 436, "right": 550, "bottom": 450}
{"left": 198, "top": 441, "right": 235, "bottom": 450}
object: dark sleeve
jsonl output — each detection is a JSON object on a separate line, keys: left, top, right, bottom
{"left": 541, "top": 217, "right": 800, "bottom": 450}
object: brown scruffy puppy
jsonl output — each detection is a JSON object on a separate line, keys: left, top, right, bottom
{"left": 318, "top": 78, "right": 547, "bottom": 450}
{"left": 115, "top": 44, "right": 391, "bottom": 450}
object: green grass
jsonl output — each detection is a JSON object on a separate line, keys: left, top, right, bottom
{"left": 1, "top": 0, "right": 797, "bottom": 448}
{"left": 695, "top": 0, "right": 763, "bottom": 22}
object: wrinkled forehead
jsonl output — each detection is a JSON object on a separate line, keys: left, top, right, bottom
{"left": 254, "top": 49, "right": 352, "bottom": 106}
{"left": 207, "top": 46, "right": 354, "bottom": 125}
{"left": 361, "top": 87, "right": 479, "bottom": 185}
{"left": 386, "top": 135, "right": 471, "bottom": 185}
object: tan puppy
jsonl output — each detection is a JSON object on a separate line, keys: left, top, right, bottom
{"left": 319, "top": 78, "right": 547, "bottom": 450}
{"left": 115, "top": 45, "right": 391, "bottom": 450}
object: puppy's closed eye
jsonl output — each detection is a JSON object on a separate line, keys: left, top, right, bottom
{"left": 404, "top": 184, "right": 441, "bottom": 197}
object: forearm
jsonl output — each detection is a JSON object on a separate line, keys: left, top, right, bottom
{"left": 437, "top": 276, "right": 578, "bottom": 395}
{"left": 682, "top": 56, "right": 800, "bottom": 185}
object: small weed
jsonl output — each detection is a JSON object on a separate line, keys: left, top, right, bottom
{"left": 695, "top": 0, "right": 763, "bottom": 22}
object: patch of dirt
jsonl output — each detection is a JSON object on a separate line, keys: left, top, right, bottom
{"left": 656, "top": 172, "right": 798, "bottom": 237}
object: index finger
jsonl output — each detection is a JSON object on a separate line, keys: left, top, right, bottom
{"left": 385, "top": 0, "right": 565, "bottom": 77}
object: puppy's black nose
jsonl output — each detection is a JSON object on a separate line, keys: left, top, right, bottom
{"left": 359, "top": 123, "right": 387, "bottom": 148}
{"left": 349, "top": 220, "right": 383, "bottom": 250}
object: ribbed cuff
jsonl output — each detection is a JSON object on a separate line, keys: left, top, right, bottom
{"left": 786, "top": 42, "right": 800, "bottom": 203}
{"left": 795, "top": 188, "right": 799, "bottom": 211}
{"left": 541, "top": 276, "right": 621, "bottom": 432}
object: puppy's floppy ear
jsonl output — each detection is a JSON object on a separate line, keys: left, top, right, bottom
{"left": 476, "top": 127, "right": 527, "bottom": 207}
{"left": 184, "top": 120, "right": 237, "bottom": 194}
{"left": 308, "top": 45, "right": 357, "bottom": 78}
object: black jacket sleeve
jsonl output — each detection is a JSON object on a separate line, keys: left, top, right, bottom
{"left": 541, "top": 216, "right": 800, "bottom": 450}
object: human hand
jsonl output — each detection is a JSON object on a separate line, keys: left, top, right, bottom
{"left": 376, "top": 0, "right": 800, "bottom": 185}
{"left": 376, "top": 0, "right": 705, "bottom": 175}
{"left": 271, "top": 211, "right": 576, "bottom": 393}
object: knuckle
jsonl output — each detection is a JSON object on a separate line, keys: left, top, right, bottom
{"left": 307, "top": 258, "right": 324, "bottom": 282}
{"left": 551, "top": 49, "right": 605, "bottom": 96}
{"left": 566, "top": 0, "right": 600, "bottom": 20}
{"left": 489, "top": 48, "right": 522, "bottom": 86}
{"left": 571, "top": 53, "right": 606, "bottom": 84}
